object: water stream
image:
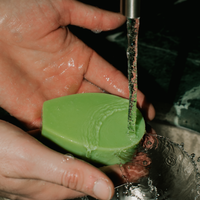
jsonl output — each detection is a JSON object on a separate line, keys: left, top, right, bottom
{"left": 127, "top": 18, "right": 140, "bottom": 135}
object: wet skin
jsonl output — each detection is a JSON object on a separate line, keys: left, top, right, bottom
{"left": 0, "top": 0, "right": 155, "bottom": 199}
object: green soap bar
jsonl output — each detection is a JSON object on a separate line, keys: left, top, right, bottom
{"left": 42, "top": 93, "right": 145, "bottom": 165}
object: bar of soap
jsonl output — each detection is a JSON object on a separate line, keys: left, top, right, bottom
{"left": 42, "top": 93, "right": 145, "bottom": 165}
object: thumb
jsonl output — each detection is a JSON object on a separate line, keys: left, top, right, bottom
{"left": 53, "top": 0, "right": 126, "bottom": 31}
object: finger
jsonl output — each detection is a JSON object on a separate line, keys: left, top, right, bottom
{"left": 54, "top": 0, "right": 126, "bottom": 30}
{"left": 1, "top": 122, "right": 114, "bottom": 200}
{"left": 85, "top": 51, "right": 129, "bottom": 97}
{"left": 29, "top": 151, "right": 114, "bottom": 200}
{"left": 0, "top": 175, "right": 84, "bottom": 200}
{"left": 137, "top": 90, "right": 155, "bottom": 121}
{"left": 77, "top": 79, "right": 104, "bottom": 93}
{"left": 101, "top": 159, "right": 149, "bottom": 187}
{"left": 84, "top": 51, "right": 155, "bottom": 120}
{"left": 100, "top": 165, "right": 125, "bottom": 187}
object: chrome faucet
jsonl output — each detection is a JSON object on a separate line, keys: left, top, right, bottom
{"left": 120, "top": 0, "right": 140, "bottom": 19}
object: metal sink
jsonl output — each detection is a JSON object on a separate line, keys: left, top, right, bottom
{"left": 1, "top": 105, "right": 200, "bottom": 200}
{"left": 150, "top": 121, "right": 200, "bottom": 169}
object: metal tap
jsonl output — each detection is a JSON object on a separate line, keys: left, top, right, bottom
{"left": 120, "top": 0, "right": 140, "bottom": 19}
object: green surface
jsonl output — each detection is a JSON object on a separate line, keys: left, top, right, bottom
{"left": 42, "top": 93, "right": 145, "bottom": 165}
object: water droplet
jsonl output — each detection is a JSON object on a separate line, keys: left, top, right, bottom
{"left": 143, "top": 160, "right": 147, "bottom": 166}
{"left": 191, "top": 153, "right": 196, "bottom": 159}
{"left": 65, "top": 153, "right": 74, "bottom": 159}
{"left": 148, "top": 178, "right": 152, "bottom": 185}
{"left": 130, "top": 41, "right": 135, "bottom": 47}
{"left": 179, "top": 142, "right": 184, "bottom": 148}
{"left": 116, "top": 188, "right": 119, "bottom": 200}
{"left": 122, "top": 175, "right": 126, "bottom": 179}
{"left": 81, "top": 196, "right": 89, "bottom": 200}
{"left": 126, "top": 51, "right": 130, "bottom": 58}
{"left": 62, "top": 153, "right": 74, "bottom": 163}
{"left": 147, "top": 141, "right": 152, "bottom": 145}
{"left": 91, "top": 29, "right": 102, "bottom": 34}
{"left": 165, "top": 156, "right": 176, "bottom": 166}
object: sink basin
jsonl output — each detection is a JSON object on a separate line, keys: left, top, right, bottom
{"left": 78, "top": 121, "right": 200, "bottom": 200}
{"left": 150, "top": 121, "right": 200, "bottom": 170}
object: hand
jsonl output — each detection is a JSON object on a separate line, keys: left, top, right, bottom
{"left": 0, "top": 0, "right": 155, "bottom": 129}
{"left": 0, "top": 120, "right": 156, "bottom": 200}
{"left": 0, "top": 120, "right": 115, "bottom": 200}
{"left": 0, "top": 0, "right": 155, "bottom": 199}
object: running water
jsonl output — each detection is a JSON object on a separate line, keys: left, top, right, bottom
{"left": 127, "top": 18, "right": 140, "bottom": 135}
{"left": 121, "top": 17, "right": 200, "bottom": 199}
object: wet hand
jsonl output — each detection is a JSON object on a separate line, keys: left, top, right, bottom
{"left": 0, "top": 120, "right": 115, "bottom": 200}
{"left": 0, "top": 1, "right": 155, "bottom": 199}
{"left": 0, "top": 0, "right": 154, "bottom": 129}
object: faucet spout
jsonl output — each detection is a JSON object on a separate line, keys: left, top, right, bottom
{"left": 120, "top": 0, "right": 140, "bottom": 19}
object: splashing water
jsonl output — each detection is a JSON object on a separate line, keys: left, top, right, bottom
{"left": 127, "top": 18, "right": 140, "bottom": 135}
{"left": 117, "top": 134, "right": 200, "bottom": 200}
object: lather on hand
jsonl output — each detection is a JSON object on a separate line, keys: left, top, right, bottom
{"left": 0, "top": 0, "right": 155, "bottom": 199}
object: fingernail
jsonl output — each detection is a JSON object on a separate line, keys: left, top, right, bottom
{"left": 93, "top": 179, "right": 111, "bottom": 200}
